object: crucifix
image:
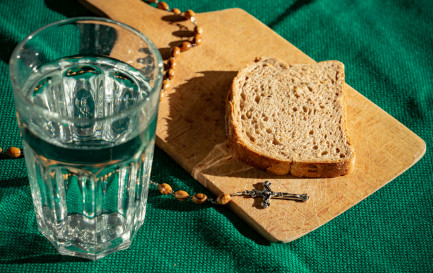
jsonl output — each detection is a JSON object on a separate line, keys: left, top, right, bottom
{"left": 231, "top": 181, "right": 309, "bottom": 208}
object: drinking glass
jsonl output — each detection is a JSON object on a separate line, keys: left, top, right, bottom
{"left": 9, "top": 17, "right": 163, "bottom": 260}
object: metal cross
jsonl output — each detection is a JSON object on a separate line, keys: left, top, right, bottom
{"left": 232, "top": 181, "right": 309, "bottom": 208}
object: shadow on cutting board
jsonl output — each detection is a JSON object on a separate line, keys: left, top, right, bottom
{"left": 161, "top": 70, "right": 236, "bottom": 170}
{"left": 161, "top": 70, "right": 303, "bottom": 181}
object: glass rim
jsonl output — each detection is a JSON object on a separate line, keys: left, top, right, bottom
{"left": 9, "top": 16, "right": 163, "bottom": 124}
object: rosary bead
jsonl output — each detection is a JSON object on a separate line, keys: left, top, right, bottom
{"left": 162, "top": 80, "right": 170, "bottom": 90}
{"left": 157, "top": 1, "right": 169, "bottom": 11}
{"left": 6, "top": 147, "right": 21, "bottom": 158}
{"left": 194, "top": 26, "right": 203, "bottom": 34}
{"left": 184, "top": 9, "right": 195, "bottom": 20}
{"left": 171, "top": 46, "right": 180, "bottom": 57}
{"left": 158, "top": 183, "right": 172, "bottom": 194}
{"left": 167, "top": 68, "right": 175, "bottom": 80}
{"left": 194, "top": 34, "right": 202, "bottom": 46}
{"left": 168, "top": 57, "right": 177, "bottom": 68}
{"left": 175, "top": 190, "right": 189, "bottom": 201}
{"left": 216, "top": 193, "right": 231, "bottom": 205}
{"left": 192, "top": 193, "right": 207, "bottom": 204}
{"left": 172, "top": 8, "right": 181, "bottom": 15}
{"left": 180, "top": 41, "right": 192, "bottom": 52}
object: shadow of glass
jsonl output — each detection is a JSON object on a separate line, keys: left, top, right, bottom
{"left": 1, "top": 255, "right": 90, "bottom": 264}
{"left": 0, "top": 231, "right": 90, "bottom": 264}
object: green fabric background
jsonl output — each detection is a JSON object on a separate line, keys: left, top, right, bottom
{"left": 1, "top": 0, "right": 432, "bottom": 272}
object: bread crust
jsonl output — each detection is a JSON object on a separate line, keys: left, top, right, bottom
{"left": 225, "top": 58, "right": 355, "bottom": 178}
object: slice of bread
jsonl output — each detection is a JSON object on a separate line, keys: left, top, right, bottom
{"left": 226, "top": 57, "right": 355, "bottom": 177}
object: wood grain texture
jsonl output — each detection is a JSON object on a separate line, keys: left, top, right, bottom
{"left": 81, "top": 0, "right": 426, "bottom": 242}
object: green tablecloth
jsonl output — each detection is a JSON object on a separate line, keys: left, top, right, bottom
{"left": 1, "top": 0, "right": 432, "bottom": 272}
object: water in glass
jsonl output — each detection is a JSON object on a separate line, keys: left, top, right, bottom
{"left": 20, "top": 56, "right": 156, "bottom": 259}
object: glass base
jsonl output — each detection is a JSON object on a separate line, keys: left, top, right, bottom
{"left": 51, "top": 239, "right": 132, "bottom": 261}
{"left": 36, "top": 212, "right": 144, "bottom": 260}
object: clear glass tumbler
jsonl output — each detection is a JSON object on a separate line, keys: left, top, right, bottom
{"left": 9, "top": 17, "right": 163, "bottom": 260}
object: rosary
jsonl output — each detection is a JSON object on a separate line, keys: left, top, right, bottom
{"left": 151, "top": 180, "right": 309, "bottom": 208}
{"left": 1, "top": 0, "right": 309, "bottom": 209}
{"left": 1, "top": 146, "right": 309, "bottom": 208}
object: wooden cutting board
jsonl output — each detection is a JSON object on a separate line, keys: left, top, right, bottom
{"left": 81, "top": 0, "right": 426, "bottom": 242}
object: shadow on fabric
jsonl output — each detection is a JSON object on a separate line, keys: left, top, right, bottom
{"left": 0, "top": 177, "right": 28, "bottom": 188}
{"left": 0, "top": 34, "right": 18, "bottom": 63}
{"left": 44, "top": 0, "right": 93, "bottom": 18}
{"left": 268, "top": 0, "right": 316, "bottom": 29}
{"left": 0, "top": 232, "right": 90, "bottom": 264}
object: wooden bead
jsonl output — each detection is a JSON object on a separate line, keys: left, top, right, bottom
{"left": 160, "top": 91, "right": 165, "bottom": 100}
{"left": 167, "top": 68, "right": 175, "bottom": 80}
{"left": 216, "top": 193, "right": 231, "bottom": 205}
{"left": 158, "top": 183, "right": 172, "bottom": 194}
{"left": 194, "top": 34, "right": 202, "bottom": 46}
{"left": 171, "top": 46, "right": 180, "bottom": 58}
{"left": 148, "top": 0, "right": 158, "bottom": 3}
{"left": 0, "top": 148, "right": 2, "bottom": 153}
{"left": 168, "top": 57, "right": 177, "bottom": 68}
{"left": 192, "top": 193, "right": 207, "bottom": 204}
{"left": 184, "top": 9, "right": 195, "bottom": 20}
{"left": 162, "top": 80, "right": 170, "bottom": 90}
{"left": 157, "top": 1, "right": 169, "bottom": 11}
{"left": 175, "top": 190, "right": 189, "bottom": 201}
{"left": 6, "top": 147, "right": 21, "bottom": 158}
{"left": 180, "top": 41, "right": 192, "bottom": 52}
{"left": 194, "top": 26, "right": 203, "bottom": 34}
{"left": 172, "top": 8, "right": 181, "bottom": 15}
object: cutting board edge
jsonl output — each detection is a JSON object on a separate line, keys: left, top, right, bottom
{"left": 154, "top": 83, "right": 427, "bottom": 243}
